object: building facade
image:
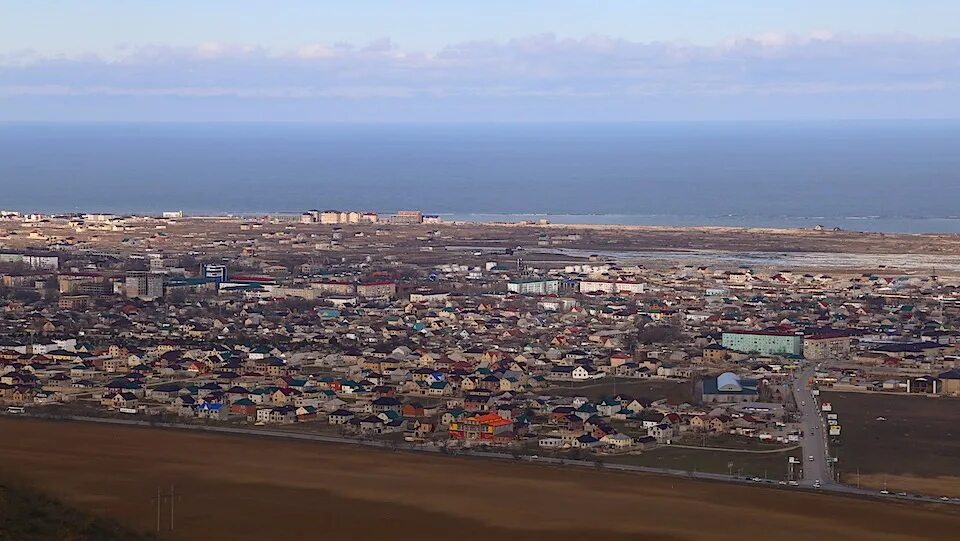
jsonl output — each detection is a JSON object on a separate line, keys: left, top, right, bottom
{"left": 507, "top": 278, "right": 561, "bottom": 295}
{"left": 125, "top": 271, "right": 164, "bottom": 300}
{"left": 721, "top": 331, "right": 803, "bottom": 356}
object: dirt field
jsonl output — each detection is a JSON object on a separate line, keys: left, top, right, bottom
{"left": 822, "top": 392, "right": 960, "bottom": 496}
{"left": 605, "top": 446, "right": 802, "bottom": 480}
{"left": 1, "top": 418, "right": 959, "bottom": 541}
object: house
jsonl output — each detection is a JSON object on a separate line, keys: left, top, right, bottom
{"left": 602, "top": 433, "right": 635, "bottom": 449}
{"left": 449, "top": 413, "right": 513, "bottom": 442}
{"left": 635, "top": 435, "right": 658, "bottom": 450}
{"left": 329, "top": 408, "right": 355, "bottom": 425}
{"left": 571, "top": 365, "right": 602, "bottom": 381}
{"left": 538, "top": 437, "right": 565, "bottom": 449}
{"left": 295, "top": 405, "right": 318, "bottom": 421}
{"left": 648, "top": 423, "right": 674, "bottom": 443}
{"left": 197, "top": 402, "right": 228, "bottom": 420}
{"left": 230, "top": 398, "right": 257, "bottom": 418}
{"left": 573, "top": 434, "right": 602, "bottom": 448}
{"left": 256, "top": 405, "right": 296, "bottom": 424}
{"left": 112, "top": 392, "right": 138, "bottom": 410}
{"left": 359, "top": 415, "right": 386, "bottom": 434}
{"left": 372, "top": 396, "right": 402, "bottom": 413}
{"left": 597, "top": 398, "right": 622, "bottom": 417}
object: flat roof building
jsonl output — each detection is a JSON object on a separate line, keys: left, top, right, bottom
{"left": 721, "top": 330, "right": 803, "bottom": 356}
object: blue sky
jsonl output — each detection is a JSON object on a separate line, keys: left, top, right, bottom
{"left": 2, "top": 1, "right": 959, "bottom": 121}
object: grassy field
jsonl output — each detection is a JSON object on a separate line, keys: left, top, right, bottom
{"left": 0, "top": 477, "right": 154, "bottom": 541}
{"left": 674, "top": 432, "right": 793, "bottom": 451}
{"left": 1, "top": 418, "right": 958, "bottom": 541}
{"left": 604, "top": 447, "right": 803, "bottom": 480}
{"left": 546, "top": 378, "right": 695, "bottom": 404}
{"left": 822, "top": 392, "right": 960, "bottom": 496}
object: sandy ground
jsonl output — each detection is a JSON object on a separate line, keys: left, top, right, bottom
{"left": 855, "top": 474, "right": 960, "bottom": 498}
{"left": 1, "top": 418, "right": 959, "bottom": 541}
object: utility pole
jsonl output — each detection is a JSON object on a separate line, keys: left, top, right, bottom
{"left": 151, "top": 484, "right": 181, "bottom": 536}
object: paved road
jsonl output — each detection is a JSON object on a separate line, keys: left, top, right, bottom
{"left": 791, "top": 363, "right": 833, "bottom": 487}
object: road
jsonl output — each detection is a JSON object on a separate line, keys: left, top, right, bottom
{"left": 791, "top": 363, "right": 832, "bottom": 487}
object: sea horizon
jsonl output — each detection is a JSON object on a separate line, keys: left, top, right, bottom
{"left": 4, "top": 120, "right": 960, "bottom": 233}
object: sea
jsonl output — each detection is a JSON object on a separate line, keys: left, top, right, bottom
{"left": 1, "top": 120, "right": 959, "bottom": 233}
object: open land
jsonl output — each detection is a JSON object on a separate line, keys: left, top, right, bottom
{"left": 2, "top": 418, "right": 959, "bottom": 541}
{"left": 604, "top": 446, "right": 802, "bottom": 479}
{"left": 823, "top": 392, "right": 960, "bottom": 496}
{"left": 9, "top": 218, "right": 960, "bottom": 273}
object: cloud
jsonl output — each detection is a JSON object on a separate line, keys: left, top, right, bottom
{"left": 0, "top": 33, "right": 958, "bottom": 101}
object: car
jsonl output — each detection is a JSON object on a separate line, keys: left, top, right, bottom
{"left": 788, "top": 481, "right": 799, "bottom": 486}
{"left": 880, "top": 489, "right": 890, "bottom": 495}
{"left": 814, "top": 480, "right": 822, "bottom": 488}
{"left": 941, "top": 496, "right": 951, "bottom": 502}
{"left": 750, "top": 477, "right": 762, "bottom": 482}
{"left": 897, "top": 492, "right": 908, "bottom": 497}
{"left": 808, "top": 455, "right": 814, "bottom": 461}
{"left": 778, "top": 480, "right": 787, "bottom": 486}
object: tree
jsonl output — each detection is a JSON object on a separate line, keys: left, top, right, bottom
{"left": 636, "top": 324, "right": 682, "bottom": 345}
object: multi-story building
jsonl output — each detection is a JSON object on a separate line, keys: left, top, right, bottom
{"left": 58, "top": 273, "right": 107, "bottom": 295}
{"left": 391, "top": 210, "right": 423, "bottom": 224}
{"left": 357, "top": 281, "right": 396, "bottom": 300}
{"left": 0, "top": 253, "right": 59, "bottom": 270}
{"left": 507, "top": 278, "right": 561, "bottom": 296}
{"left": 125, "top": 271, "right": 164, "bottom": 300}
{"left": 58, "top": 295, "right": 90, "bottom": 310}
{"left": 202, "top": 264, "right": 228, "bottom": 283}
{"left": 578, "top": 280, "right": 645, "bottom": 295}
{"left": 721, "top": 330, "right": 803, "bottom": 356}
{"left": 803, "top": 331, "right": 852, "bottom": 360}
{"left": 311, "top": 280, "right": 356, "bottom": 296}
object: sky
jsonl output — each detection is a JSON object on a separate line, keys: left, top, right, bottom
{"left": 2, "top": 1, "right": 960, "bottom": 121}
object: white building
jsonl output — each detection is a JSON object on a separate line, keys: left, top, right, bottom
{"left": 507, "top": 278, "right": 561, "bottom": 295}
{"left": 578, "top": 280, "right": 645, "bottom": 295}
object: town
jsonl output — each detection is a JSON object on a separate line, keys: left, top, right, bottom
{"left": 1, "top": 210, "right": 959, "bottom": 503}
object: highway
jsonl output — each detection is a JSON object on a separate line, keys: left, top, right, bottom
{"left": 791, "top": 363, "right": 833, "bottom": 487}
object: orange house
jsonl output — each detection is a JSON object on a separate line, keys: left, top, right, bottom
{"left": 449, "top": 413, "right": 513, "bottom": 442}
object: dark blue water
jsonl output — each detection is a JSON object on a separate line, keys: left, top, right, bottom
{"left": 1, "top": 121, "right": 959, "bottom": 232}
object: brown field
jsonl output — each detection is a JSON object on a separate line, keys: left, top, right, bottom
{"left": 822, "top": 392, "right": 960, "bottom": 496}
{"left": 1, "top": 418, "right": 959, "bottom": 541}
{"left": 605, "top": 446, "right": 802, "bottom": 480}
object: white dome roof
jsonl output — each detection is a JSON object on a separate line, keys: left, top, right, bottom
{"left": 717, "top": 372, "right": 742, "bottom": 392}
